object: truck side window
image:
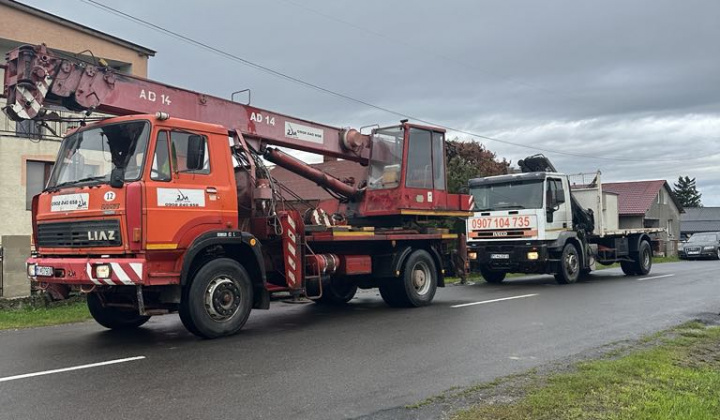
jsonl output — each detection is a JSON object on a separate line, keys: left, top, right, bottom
{"left": 546, "top": 179, "right": 561, "bottom": 208}
{"left": 171, "top": 131, "right": 210, "bottom": 174}
{"left": 406, "top": 128, "right": 432, "bottom": 189}
{"left": 151, "top": 131, "right": 171, "bottom": 181}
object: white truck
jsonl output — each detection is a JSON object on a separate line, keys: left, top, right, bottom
{"left": 466, "top": 155, "right": 661, "bottom": 284}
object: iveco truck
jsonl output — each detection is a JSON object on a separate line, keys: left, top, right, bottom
{"left": 466, "top": 155, "right": 661, "bottom": 284}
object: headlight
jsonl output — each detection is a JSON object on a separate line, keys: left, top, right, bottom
{"left": 704, "top": 246, "right": 715, "bottom": 251}
{"left": 468, "top": 252, "right": 478, "bottom": 260}
{"left": 527, "top": 251, "right": 539, "bottom": 260}
{"left": 27, "top": 263, "right": 37, "bottom": 277}
{"left": 95, "top": 264, "right": 112, "bottom": 279}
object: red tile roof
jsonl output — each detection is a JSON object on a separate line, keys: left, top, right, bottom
{"left": 602, "top": 180, "right": 678, "bottom": 215}
{"left": 270, "top": 160, "right": 368, "bottom": 201}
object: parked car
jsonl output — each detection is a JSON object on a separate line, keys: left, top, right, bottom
{"left": 678, "top": 232, "right": 720, "bottom": 260}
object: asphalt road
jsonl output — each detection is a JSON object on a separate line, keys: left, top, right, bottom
{"left": 0, "top": 260, "right": 718, "bottom": 420}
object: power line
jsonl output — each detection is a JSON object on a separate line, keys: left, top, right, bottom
{"left": 79, "top": 0, "right": 685, "bottom": 163}
{"left": 275, "top": 0, "right": 584, "bottom": 107}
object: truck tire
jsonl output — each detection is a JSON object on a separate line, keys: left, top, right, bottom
{"left": 179, "top": 258, "right": 253, "bottom": 339}
{"left": 632, "top": 240, "right": 652, "bottom": 276}
{"left": 480, "top": 266, "right": 506, "bottom": 284}
{"left": 379, "top": 250, "right": 437, "bottom": 308}
{"left": 620, "top": 261, "right": 637, "bottom": 276}
{"left": 554, "top": 244, "right": 580, "bottom": 284}
{"left": 314, "top": 276, "right": 358, "bottom": 305}
{"left": 87, "top": 292, "right": 150, "bottom": 330}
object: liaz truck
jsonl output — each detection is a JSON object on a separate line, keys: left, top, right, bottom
{"left": 466, "top": 155, "right": 661, "bottom": 284}
{"left": 4, "top": 44, "right": 472, "bottom": 338}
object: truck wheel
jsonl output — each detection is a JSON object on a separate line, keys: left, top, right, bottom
{"left": 620, "top": 261, "right": 637, "bottom": 276}
{"left": 379, "top": 250, "right": 437, "bottom": 308}
{"left": 632, "top": 240, "right": 652, "bottom": 276}
{"left": 555, "top": 244, "right": 580, "bottom": 284}
{"left": 180, "top": 258, "right": 253, "bottom": 339}
{"left": 480, "top": 267, "right": 506, "bottom": 284}
{"left": 315, "top": 276, "right": 358, "bottom": 305}
{"left": 87, "top": 292, "right": 150, "bottom": 330}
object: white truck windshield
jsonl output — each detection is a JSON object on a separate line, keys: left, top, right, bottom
{"left": 470, "top": 179, "right": 544, "bottom": 211}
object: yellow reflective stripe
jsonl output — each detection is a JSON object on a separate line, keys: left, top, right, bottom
{"left": 146, "top": 243, "right": 178, "bottom": 250}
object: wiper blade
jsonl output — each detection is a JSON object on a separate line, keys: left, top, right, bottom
{"left": 46, "top": 176, "right": 108, "bottom": 191}
{"left": 495, "top": 205, "right": 526, "bottom": 209}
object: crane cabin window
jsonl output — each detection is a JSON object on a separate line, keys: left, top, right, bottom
{"left": 432, "top": 131, "right": 446, "bottom": 190}
{"left": 369, "top": 126, "right": 404, "bottom": 189}
{"left": 405, "top": 128, "right": 433, "bottom": 189}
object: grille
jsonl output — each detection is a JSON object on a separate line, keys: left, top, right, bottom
{"left": 37, "top": 220, "right": 122, "bottom": 248}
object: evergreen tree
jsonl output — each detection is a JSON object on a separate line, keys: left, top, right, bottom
{"left": 673, "top": 176, "right": 702, "bottom": 208}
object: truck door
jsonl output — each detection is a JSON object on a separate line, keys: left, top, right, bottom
{"left": 145, "top": 129, "right": 225, "bottom": 250}
{"left": 544, "top": 177, "right": 571, "bottom": 238}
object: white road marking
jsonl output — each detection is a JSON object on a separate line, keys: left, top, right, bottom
{"left": 451, "top": 293, "right": 539, "bottom": 308}
{"left": 636, "top": 274, "right": 675, "bottom": 282}
{"left": 0, "top": 356, "right": 146, "bottom": 383}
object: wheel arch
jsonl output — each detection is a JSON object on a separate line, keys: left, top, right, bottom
{"left": 391, "top": 243, "right": 445, "bottom": 287}
{"left": 180, "top": 231, "right": 269, "bottom": 309}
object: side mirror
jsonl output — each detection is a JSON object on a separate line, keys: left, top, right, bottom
{"left": 555, "top": 188, "right": 566, "bottom": 204}
{"left": 109, "top": 167, "right": 124, "bottom": 188}
{"left": 185, "top": 135, "right": 206, "bottom": 171}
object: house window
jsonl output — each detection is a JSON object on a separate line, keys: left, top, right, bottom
{"left": 16, "top": 120, "right": 43, "bottom": 139}
{"left": 657, "top": 190, "right": 661, "bottom": 204}
{"left": 667, "top": 219, "right": 673, "bottom": 238}
{"left": 26, "top": 160, "right": 53, "bottom": 210}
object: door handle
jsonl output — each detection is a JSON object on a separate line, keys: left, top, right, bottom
{"left": 206, "top": 187, "right": 218, "bottom": 194}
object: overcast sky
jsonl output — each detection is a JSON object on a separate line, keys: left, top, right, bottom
{"left": 19, "top": 0, "right": 720, "bottom": 204}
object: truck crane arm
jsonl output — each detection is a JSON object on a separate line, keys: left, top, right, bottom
{"left": 2, "top": 44, "right": 370, "bottom": 163}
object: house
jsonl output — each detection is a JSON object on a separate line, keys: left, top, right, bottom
{"left": 0, "top": 0, "right": 155, "bottom": 240}
{"left": 680, "top": 207, "right": 720, "bottom": 239}
{"left": 603, "top": 180, "right": 683, "bottom": 256}
{"left": 0, "top": 0, "right": 154, "bottom": 297}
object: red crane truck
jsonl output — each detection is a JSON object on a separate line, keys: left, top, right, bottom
{"left": 3, "top": 44, "right": 472, "bottom": 338}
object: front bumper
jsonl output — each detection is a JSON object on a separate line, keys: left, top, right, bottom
{"left": 27, "top": 257, "right": 146, "bottom": 286}
{"left": 679, "top": 249, "right": 716, "bottom": 259}
{"left": 468, "top": 243, "right": 552, "bottom": 273}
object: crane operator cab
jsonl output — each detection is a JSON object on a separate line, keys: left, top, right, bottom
{"left": 354, "top": 122, "right": 472, "bottom": 218}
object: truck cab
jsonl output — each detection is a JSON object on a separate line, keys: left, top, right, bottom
{"left": 466, "top": 172, "right": 572, "bottom": 243}
{"left": 466, "top": 167, "right": 654, "bottom": 285}
{"left": 29, "top": 114, "right": 244, "bottom": 286}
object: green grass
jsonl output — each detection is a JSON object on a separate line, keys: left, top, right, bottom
{"left": 0, "top": 301, "right": 91, "bottom": 330}
{"left": 453, "top": 322, "right": 720, "bottom": 420}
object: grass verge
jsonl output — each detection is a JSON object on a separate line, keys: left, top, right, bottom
{"left": 0, "top": 301, "right": 91, "bottom": 330}
{"left": 453, "top": 321, "right": 720, "bottom": 420}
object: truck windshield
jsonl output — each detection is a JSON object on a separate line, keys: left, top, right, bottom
{"left": 368, "top": 126, "right": 404, "bottom": 190}
{"left": 47, "top": 121, "right": 150, "bottom": 189}
{"left": 470, "top": 179, "right": 544, "bottom": 211}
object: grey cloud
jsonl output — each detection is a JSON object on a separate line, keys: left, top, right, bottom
{"left": 17, "top": 0, "right": 720, "bottom": 203}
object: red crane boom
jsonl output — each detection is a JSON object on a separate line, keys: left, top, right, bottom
{"left": 3, "top": 44, "right": 370, "bottom": 163}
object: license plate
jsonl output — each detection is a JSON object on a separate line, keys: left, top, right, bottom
{"left": 36, "top": 266, "right": 54, "bottom": 277}
{"left": 490, "top": 254, "right": 510, "bottom": 260}
{"left": 688, "top": 251, "right": 700, "bottom": 255}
